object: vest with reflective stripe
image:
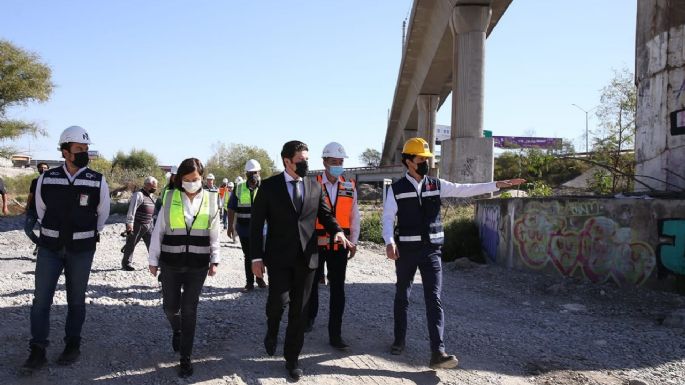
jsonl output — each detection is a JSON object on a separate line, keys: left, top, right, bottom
{"left": 315, "top": 174, "right": 355, "bottom": 250}
{"left": 392, "top": 176, "right": 443, "bottom": 245}
{"left": 159, "top": 189, "right": 218, "bottom": 269}
{"left": 39, "top": 166, "right": 103, "bottom": 252}
{"left": 134, "top": 189, "right": 155, "bottom": 225}
{"left": 235, "top": 182, "right": 257, "bottom": 227}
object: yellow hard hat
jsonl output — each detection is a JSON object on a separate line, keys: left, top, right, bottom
{"left": 402, "top": 137, "right": 433, "bottom": 157}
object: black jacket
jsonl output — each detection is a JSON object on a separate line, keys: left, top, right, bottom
{"left": 250, "top": 172, "right": 342, "bottom": 269}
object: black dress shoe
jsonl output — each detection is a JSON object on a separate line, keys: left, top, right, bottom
{"left": 256, "top": 278, "right": 267, "bottom": 288}
{"left": 179, "top": 356, "right": 193, "bottom": 378}
{"left": 20, "top": 344, "right": 47, "bottom": 375}
{"left": 330, "top": 338, "right": 350, "bottom": 351}
{"left": 172, "top": 331, "right": 181, "bottom": 352}
{"left": 390, "top": 341, "right": 405, "bottom": 355}
{"left": 121, "top": 264, "right": 135, "bottom": 271}
{"left": 304, "top": 319, "right": 314, "bottom": 333}
{"left": 241, "top": 285, "right": 254, "bottom": 293}
{"left": 56, "top": 342, "right": 80, "bottom": 365}
{"left": 264, "top": 335, "right": 277, "bottom": 356}
{"left": 286, "top": 362, "right": 303, "bottom": 381}
{"left": 429, "top": 351, "right": 459, "bottom": 369}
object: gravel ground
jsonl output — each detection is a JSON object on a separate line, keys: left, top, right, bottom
{"left": 0, "top": 214, "right": 683, "bottom": 385}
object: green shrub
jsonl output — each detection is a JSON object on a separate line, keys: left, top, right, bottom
{"left": 3, "top": 173, "right": 37, "bottom": 195}
{"left": 525, "top": 181, "right": 552, "bottom": 197}
{"left": 359, "top": 211, "right": 384, "bottom": 244}
{"left": 441, "top": 217, "right": 483, "bottom": 263}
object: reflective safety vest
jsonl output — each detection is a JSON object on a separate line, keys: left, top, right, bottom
{"left": 159, "top": 189, "right": 218, "bottom": 269}
{"left": 234, "top": 182, "right": 257, "bottom": 227}
{"left": 392, "top": 176, "right": 444, "bottom": 245}
{"left": 315, "top": 174, "right": 355, "bottom": 250}
{"left": 160, "top": 185, "right": 174, "bottom": 206}
{"left": 39, "top": 166, "right": 103, "bottom": 252}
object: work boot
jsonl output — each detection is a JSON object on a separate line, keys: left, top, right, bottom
{"left": 241, "top": 284, "right": 254, "bottom": 293}
{"left": 20, "top": 344, "right": 47, "bottom": 375}
{"left": 179, "top": 356, "right": 193, "bottom": 378}
{"left": 390, "top": 340, "right": 405, "bottom": 355}
{"left": 428, "top": 351, "right": 459, "bottom": 369}
{"left": 56, "top": 341, "right": 80, "bottom": 365}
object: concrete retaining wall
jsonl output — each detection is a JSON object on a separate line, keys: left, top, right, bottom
{"left": 475, "top": 197, "right": 685, "bottom": 289}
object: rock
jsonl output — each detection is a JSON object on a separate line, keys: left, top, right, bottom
{"left": 561, "top": 303, "right": 587, "bottom": 312}
{"left": 447, "top": 257, "right": 480, "bottom": 270}
{"left": 627, "top": 380, "right": 649, "bottom": 385}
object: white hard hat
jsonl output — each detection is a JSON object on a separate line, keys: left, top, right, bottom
{"left": 227, "top": 182, "right": 235, "bottom": 188}
{"left": 170, "top": 165, "right": 178, "bottom": 174}
{"left": 322, "top": 142, "right": 348, "bottom": 158}
{"left": 222, "top": 178, "right": 229, "bottom": 183}
{"left": 207, "top": 173, "right": 215, "bottom": 180}
{"left": 234, "top": 176, "right": 244, "bottom": 184}
{"left": 59, "top": 126, "right": 91, "bottom": 145}
{"left": 245, "top": 159, "right": 262, "bottom": 172}
{"left": 165, "top": 172, "right": 171, "bottom": 182}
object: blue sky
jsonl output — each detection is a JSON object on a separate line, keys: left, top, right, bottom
{"left": 3, "top": 0, "right": 636, "bottom": 169}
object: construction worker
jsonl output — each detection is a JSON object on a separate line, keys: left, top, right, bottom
{"left": 121, "top": 176, "right": 158, "bottom": 271}
{"left": 221, "top": 181, "right": 234, "bottom": 230}
{"left": 0, "top": 175, "right": 7, "bottom": 215}
{"left": 25, "top": 162, "right": 50, "bottom": 255}
{"left": 204, "top": 173, "right": 217, "bottom": 192}
{"left": 21, "top": 126, "right": 110, "bottom": 374}
{"left": 148, "top": 158, "right": 221, "bottom": 378}
{"left": 154, "top": 165, "right": 177, "bottom": 220}
{"left": 305, "top": 142, "right": 359, "bottom": 351}
{"left": 218, "top": 178, "right": 229, "bottom": 228}
{"left": 382, "top": 137, "right": 524, "bottom": 369}
{"left": 226, "top": 159, "right": 267, "bottom": 291}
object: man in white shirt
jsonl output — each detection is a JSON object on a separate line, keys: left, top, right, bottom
{"left": 382, "top": 137, "right": 523, "bottom": 369}
{"left": 305, "top": 142, "right": 360, "bottom": 351}
{"left": 22, "top": 126, "right": 110, "bottom": 374}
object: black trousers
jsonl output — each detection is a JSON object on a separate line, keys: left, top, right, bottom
{"left": 160, "top": 266, "right": 208, "bottom": 357}
{"left": 308, "top": 247, "right": 348, "bottom": 341}
{"left": 265, "top": 261, "right": 316, "bottom": 365}
{"left": 121, "top": 222, "right": 152, "bottom": 265}
{"left": 239, "top": 235, "right": 266, "bottom": 287}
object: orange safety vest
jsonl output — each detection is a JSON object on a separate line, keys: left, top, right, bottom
{"left": 218, "top": 186, "right": 228, "bottom": 200}
{"left": 315, "top": 174, "right": 355, "bottom": 250}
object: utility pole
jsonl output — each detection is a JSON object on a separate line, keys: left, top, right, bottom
{"left": 572, "top": 104, "right": 595, "bottom": 154}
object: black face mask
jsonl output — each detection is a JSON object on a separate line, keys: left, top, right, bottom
{"left": 148, "top": 188, "right": 157, "bottom": 194}
{"left": 249, "top": 174, "right": 261, "bottom": 186}
{"left": 416, "top": 161, "right": 429, "bottom": 177}
{"left": 294, "top": 160, "right": 308, "bottom": 178}
{"left": 72, "top": 151, "right": 89, "bottom": 168}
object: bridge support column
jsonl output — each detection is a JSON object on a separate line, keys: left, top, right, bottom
{"left": 441, "top": 4, "right": 493, "bottom": 182}
{"left": 417, "top": 94, "right": 440, "bottom": 174}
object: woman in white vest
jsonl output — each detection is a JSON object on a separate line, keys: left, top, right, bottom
{"left": 148, "top": 158, "right": 220, "bottom": 378}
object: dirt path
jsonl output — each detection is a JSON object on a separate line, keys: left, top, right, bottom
{"left": 0, "top": 215, "right": 683, "bottom": 385}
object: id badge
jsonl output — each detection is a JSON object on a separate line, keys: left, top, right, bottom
{"left": 79, "top": 193, "right": 89, "bottom": 206}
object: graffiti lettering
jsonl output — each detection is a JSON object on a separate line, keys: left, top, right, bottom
{"left": 566, "top": 202, "right": 600, "bottom": 217}
{"left": 657, "top": 219, "right": 685, "bottom": 275}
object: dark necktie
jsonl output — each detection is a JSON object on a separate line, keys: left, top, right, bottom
{"left": 290, "top": 180, "right": 302, "bottom": 214}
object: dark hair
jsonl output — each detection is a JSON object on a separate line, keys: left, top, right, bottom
{"left": 37, "top": 162, "right": 48, "bottom": 169}
{"left": 173, "top": 158, "right": 204, "bottom": 190}
{"left": 401, "top": 153, "right": 415, "bottom": 168}
{"left": 281, "top": 140, "right": 308, "bottom": 165}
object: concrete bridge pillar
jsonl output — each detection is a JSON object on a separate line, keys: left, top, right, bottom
{"left": 635, "top": 0, "right": 685, "bottom": 191}
{"left": 441, "top": 4, "right": 494, "bottom": 183}
{"left": 417, "top": 94, "right": 440, "bottom": 173}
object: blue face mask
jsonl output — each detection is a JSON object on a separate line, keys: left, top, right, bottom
{"left": 328, "top": 165, "right": 344, "bottom": 177}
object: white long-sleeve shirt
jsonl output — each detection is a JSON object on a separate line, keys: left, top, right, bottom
{"left": 322, "top": 175, "right": 361, "bottom": 244}
{"left": 382, "top": 173, "right": 498, "bottom": 245}
{"left": 148, "top": 191, "right": 221, "bottom": 266}
{"left": 35, "top": 165, "right": 111, "bottom": 231}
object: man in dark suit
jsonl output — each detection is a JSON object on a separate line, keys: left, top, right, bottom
{"left": 251, "top": 140, "right": 351, "bottom": 381}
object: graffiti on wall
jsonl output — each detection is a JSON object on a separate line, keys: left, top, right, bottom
{"left": 478, "top": 205, "right": 500, "bottom": 262}
{"left": 513, "top": 202, "right": 656, "bottom": 286}
{"left": 657, "top": 219, "right": 685, "bottom": 276}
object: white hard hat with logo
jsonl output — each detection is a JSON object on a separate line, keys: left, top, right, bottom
{"left": 207, "top": 173, "right": 215, "bottom": 180}
{"left": 322, "top": 142, "right": 348, "bottom": 158}
{"left": 245, "top": 159, "right": 261, "bottom": 172}
{"left": 170, "top": 165, "right": 178, "bottom": 174}
{"left": 227, "top": 182, "right": 235, "bottom": 188}
{"left": 59, "top": 126, "right": 92, "bottom": 146}
{"left": 234, "top": 176, "right": 244, "bottom": 184}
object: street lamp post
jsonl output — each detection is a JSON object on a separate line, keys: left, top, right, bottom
{"left": 571, "top": 104, "right": 596, "bottom": 154}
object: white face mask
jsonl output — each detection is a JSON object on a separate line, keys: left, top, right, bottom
{"left": 182, "top": 180, "right": 202, "bottom": 193}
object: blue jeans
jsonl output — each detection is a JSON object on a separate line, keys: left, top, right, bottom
{"left": 394, "top": 243, "right": 445, "bottom": 353}
{"left": 30, "top": 247, "right": 95, "bottom": 348}
{"left": 24, "top": 211, "right": 40, "bottom": 245}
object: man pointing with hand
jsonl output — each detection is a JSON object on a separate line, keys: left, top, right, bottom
{"left": 382, "top": 137, "right": 524, "bottom": 370}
